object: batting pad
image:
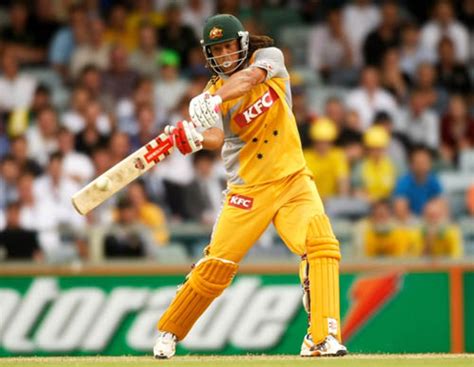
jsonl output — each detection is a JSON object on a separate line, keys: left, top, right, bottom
{"left": 157, "top": 257, "right": 238, "bottom": 340}
{"left": 306, "top": 214, "right": 342, "bottom": 344}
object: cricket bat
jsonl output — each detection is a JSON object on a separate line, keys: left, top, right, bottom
{"left": 72, "top": 133, "right": 174, "bottom": 215}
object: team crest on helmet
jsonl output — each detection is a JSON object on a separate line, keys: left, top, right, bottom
{"left": 209, "top": 27, "right": 223, "bottom": 40}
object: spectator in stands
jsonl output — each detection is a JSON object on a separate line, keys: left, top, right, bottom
{"left": 49, "top": 4, "right": 88, "bottom": 79}
{"left": 467, "top": 185, "right": 474, "bottom": 216}
{"left": 393, "top": 197, "right": 419, "bottom": 227}
{"left": 435, "top": 36, "right": 471, "bottom": 95}
{"left": 413, "top": 62, "right": 449, "bottom": 114}
{"left": 74, "top": 101, "right": 110, "bottom": 155}
{"left": 129, "top": 103, "right": 159, "bottom": 151}
{"left": 182, "top": 0, "right": 214, "bottom": 39}
{"left": 57, "top": 127, "right": 94, "bottom": 185}
{"left": 25, "top": 105, "right": 58, "bottom": 167}
{"left": 0, "top": 49, "right": 37, "bottom": 113}
{"left": 129, "top": 22, "right": 161, "bottom": 78}
{"left": 421, "top": 199, "right": 463, "bottom": 258}
{"left": 16, "top": 172, "right": 62, "bottom": 257}
{"left": 420, "top": 0, "right": 469, "bottom": 63}
{"left": 342, "top": 0, "right": 381, "bottom": 67}
{"left": 292, "top": 86, "right": 313, "bottom": 149}
{"left": 33, "top": 152, "right": 84, "bottom": 232}
{"left": 338, "top": 110, "right": 365, "bottom": 166}
{"left": 399, "top": 22, "right": 435, "bottom": 79}
{"left": 395, "top": 89, "right": 439, "bottom": 150}
{"left": 0, "top": 156, "right": 19, "bottom": 209}
{"left": 126, "top": 0, "right": 165, "bottom": 37}
{"left": 108, "top": 131, "right": 131, "bottom": 166}
{"left": 7, "top": 84, "right": 51, "bottom": 138}
{"left": 363, "top": 0, "right": 401, "bottom": 67}
{"left": 78, "top": 65, "right": 103, "bottom": 103}
{"left": 154, "top": 50, "right": 189, "bottom": 124}
{"left": 101, "top": 44, "right": 140, "bottom": 106}
{"left": 28, "top": 0, "right": 61, "bottom": 49}
{"left": 104, "top": 197, "right": 155, "bottom": 258}
{"left": 117, "top": 77, "right": 155, "bottom": 135}
{"left": 127, "top": 180, "right": 169, "bottom": 245}
{"left": 393, "top": 145, "right": 443, "bottom": 216}
{"left": 372, "top": 111, "right": 407, "bottom": 171}
{"left": 379, "top": 48, "right": 409, "bottom": 103}
{"left": 359, "top": 199, "right": 421, "bottom": 257}
{"left": 303, "top": 118, "right": 350, "bottom": 200}
{"left": 103, "top": 3, "right": 137, "bottom": 51}
{"left": 157, "top": 4, "right": 198, "bottom": 69}
{"left": 0, "top": 202, "right": 42, "bottom": 261}
{"left": 183, "top": 150, "right": 226, "bottom": 225}
{"left": 440, "top": 95, "right": 474, "bottom": 166}
{"left": 62, "top": 87, "right": 111, "bottom": 135}
{"left": 70, "top": 17, "right": 110, "bottom": 79}
{"left": 9, "top": 136, "right": 42, "bottom": 177}
{"left": 0, "top": 2, "right": 46, "bottom": 65}
{"left": 346, "top": 66, "right": 398, "bottom": 129}
{"left": 307, "top": 7, "right": 355, "bottom": 85}
{"left": 353, "top": 126, "right": 397, "bottom": 202}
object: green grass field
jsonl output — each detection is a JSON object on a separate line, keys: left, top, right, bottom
{"left": 0, "top": 355, "right": 473, "bottom": 367}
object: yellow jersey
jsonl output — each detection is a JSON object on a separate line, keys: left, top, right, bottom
{"left": 359, "top": 156, "right": 397, "bottom": 200}
{"left": 206, "top": 47, "right": 306, "bottom": 187}
{"left": 303, "top": 147, "right": 349, "bottom": 199}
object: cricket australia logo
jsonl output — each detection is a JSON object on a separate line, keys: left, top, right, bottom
{"left": 228, "top": 194, "right": 253, "bottom": 210}
{"left": 209, "top": 27, "right": 223, "bottom": 40}
{"left": 234, "top": 87, "right": 279, "bottom": 127}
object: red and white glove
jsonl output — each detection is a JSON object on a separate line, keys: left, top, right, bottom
{"left": 165, "top": 120, "right": 203, "bottom": 155}
{"left": 189, "top": 92, "right": 222, "bottom": 128}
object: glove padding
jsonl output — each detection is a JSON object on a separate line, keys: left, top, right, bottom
{"left": 165, "top": 120, "right": 203, "bottom": 155}
{"left": 189, "top": 92, "right": 222, "bottom": 129}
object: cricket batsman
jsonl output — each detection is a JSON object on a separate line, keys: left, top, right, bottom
{"left": 154, "top": 14, "right": 347, "bottom": 359}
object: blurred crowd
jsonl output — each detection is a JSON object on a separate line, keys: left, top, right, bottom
{"left": 0, "top": 0, "right": 472, "bottom": 263}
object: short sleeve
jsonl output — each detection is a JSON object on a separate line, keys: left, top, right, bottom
{"left": 249, "top": 47, "right": 289, "bottom": 81}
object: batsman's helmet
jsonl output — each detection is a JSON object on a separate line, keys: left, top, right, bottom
{"left": 201, "top": 14, "right": 249, "bottom": 76}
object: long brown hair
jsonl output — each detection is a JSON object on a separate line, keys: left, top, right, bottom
{"left": 248, "top": 35, "right": 274, "bottom": 58}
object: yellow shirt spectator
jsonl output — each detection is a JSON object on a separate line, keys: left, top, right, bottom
{"left": 422, "top": 224, "right": 463, "bottom": 258}
{"left": 358, "top": 156, "right": 397, "bottom": 200}
{"left": 304, "top": 148, "right": 349, "bottom": 199}
{"left": 303, "top": 117, "right": 349, "bottom": 199}
{"left": 363, "top": 222, "right": 422, "bottom": 257}
{"left": 138, "top": 203, "right": 169, "bottom": 246}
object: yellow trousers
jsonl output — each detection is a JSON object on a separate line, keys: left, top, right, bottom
{"left": 208, "top": 168, "right": 324, "bottom": 261}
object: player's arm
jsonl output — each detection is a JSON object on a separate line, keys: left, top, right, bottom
{"left": 214, "top": 67, "right": 266, "bottom": 102}
{"left": 202, "top": 127, "right": 224, "bottom": 150}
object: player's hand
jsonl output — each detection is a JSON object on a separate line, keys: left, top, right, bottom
{"left": 189, "top": 92, "right": 222, "bottom": 128}
{"left": 165, "top": 120, "right": 203, "bottom": 155}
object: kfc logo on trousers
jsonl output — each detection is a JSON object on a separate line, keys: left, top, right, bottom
{"left": 235, "top": 87, "right": 279, "bottom": 127}
{"left": 228, "top": 194, "right": 254, "bottom": 210}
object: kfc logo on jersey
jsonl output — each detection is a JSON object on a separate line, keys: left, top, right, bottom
{"left": 228, "top": 194, "right": 254, "bottom": 210}
{"left": 234, "top": 87, "right": 279, "bottom": 127}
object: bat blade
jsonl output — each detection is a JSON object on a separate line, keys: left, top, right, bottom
{"left": 72, "top": 133, "right": 173, "bottom": 215}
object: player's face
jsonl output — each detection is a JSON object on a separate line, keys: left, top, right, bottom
{"left": 209, "top": 39, "right": 240, "bottom": 73}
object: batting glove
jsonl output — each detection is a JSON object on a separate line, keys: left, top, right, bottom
{"left": 189, "top": 92, "right": 222, "bottom": 129}
{"left": 165, "top": 120, "right": 204, "bottom": 155}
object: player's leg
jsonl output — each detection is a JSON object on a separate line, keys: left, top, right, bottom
{"left": 273, "top": 172, "right": 346, "bottom": 357}
{"left": 154, "top": 186, "right": 275, "bottom": 358}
